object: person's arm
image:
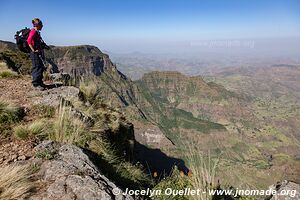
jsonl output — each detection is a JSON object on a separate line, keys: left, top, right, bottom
{"left": 27, "top": 30, "right": 38, "bottom": 52}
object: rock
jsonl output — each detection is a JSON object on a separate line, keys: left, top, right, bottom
{"left": 18, "top": 155, "right": 26, "bottom": 161}
{"left": 45, "top": 45, "right": 107, "bottom": 76}
{"left": 69, "top": 107, "right": 95, "bottom": 127}
{"left": 11, "top": 154, "right": 17, "bottom": 160}
{"left": 134, "top": 121, "right": 175, "bottom": 150}
{"left": 32, "top": 86, "right": 80, "bottom": 107}
{"left": 267, "top": 180, "right": 300, "bottom": 200}
{"left": 30, "top": 141, "right": 133, "bottom": 200}
{"left": 31, "top": 86, "right": 94, "bottom": 127}
{"left": 34, "top": 140, "right": 58, "bottom": 153}
{"left": 48, "top": 73, "right": 71, "bottom": 83}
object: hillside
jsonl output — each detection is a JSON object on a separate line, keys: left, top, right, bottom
{"left": 133, "top": 70, "right": 300, "bottom": 188}
{"left": 1, "top": 40, "right": 300, "bottom": 199}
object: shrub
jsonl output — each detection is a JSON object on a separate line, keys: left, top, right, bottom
{"left": 0, "top": 61, "right": 19, "bottom": 78}
{"left": 14, "top": 125, "right": 29, "bottom": 139}
{"left": 49, "top": 101, "right": 151, "bottom": 189}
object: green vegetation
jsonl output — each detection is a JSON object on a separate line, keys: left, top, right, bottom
{"left": 29, "top": 104, "right": 56, "bottom": 118}
{"left": 0, "top": 101, "right": 24, "bottom": 138}
{"left": 45, "top": 45, "right": 105, "bottom": 61}
{"left": 0, "top": 100, "right": 23, "bottom": 124}
{"left": 35, "top": 149, "right": 56, "bottom": 160}
{"left": 153, "top": 167, "right": 192, "bottom": 200}
{"left": 254, "top": 160, "right": 270, "bottom": 170}
{"left": 51, "top": 101, "right": 151, "bottom": 189}
{"left": 89, "top": 138, "right": 151, "bottom": 188}
{"left": 79, "top": 77, "right": 99, "bottom": 103}
{"left": 14, "top": 120, "right": 50, "bottom": 140}
{"left": 49, "top": 103, "right": 89, "bottom": 145}
{"left": 174, "top": 109, "right": 225, "bottom": 133}
{"left": 136, "top": 79, "right": 226, "bottom": 139}
{"left": 0, "top": 70, "right": 19, "bottom": 78}
{"left": 10, "top": 98, "right": 151, "bottom": 190}
{"left": 0, "top": 49, "right": 31, "bottom": 75}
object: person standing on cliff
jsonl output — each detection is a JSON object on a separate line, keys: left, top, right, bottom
{"left": 27, "top": 18, "right": 49, "bottom": 91}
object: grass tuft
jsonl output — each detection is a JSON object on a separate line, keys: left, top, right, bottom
{"left": 0, "top": 100, "right": 22, "bottom": 124}
{"left": 0, "top": 164, "right": 33, "bottom": 200}
{"left": 79, "top": 77, "right": 98, "bottom": 103}
{"left": 89, "top": 138, "right": 151, "bottom": 188}
{"left": 49, "top": 101, "right": 87, "bottom": 145}
{"left": 0, "top": 62, "right": 19, "bottom": 78}
{"left": 0, "top": 70, "right": 19, "bottom": 78}
{"left": 14, "top": 120, "right": 50, "bottom": 139}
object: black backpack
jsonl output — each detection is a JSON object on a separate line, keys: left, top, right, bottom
{"left": 14, "top": 27, "right": 31, "bottom": 53}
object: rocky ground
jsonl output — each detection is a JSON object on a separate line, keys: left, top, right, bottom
{"left": 0, "top": 76, "right": 135, "bottom": 200}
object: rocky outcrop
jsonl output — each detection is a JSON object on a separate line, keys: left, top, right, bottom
{"left": 0, "top": 40, "right": 118, "bottom": 77}
{"left": 32, "top": 86, "right": 80, "bottom": 106}
{"left": 267, "top": 180, "right": 300, "bottom": 200}
{"left": 31, "top": 141, "right": 133, "bottom": 200}
{"left": 133, "top": 121, "right": 174, "bottom": 150}
{"left": 45, "top": 45, "right": 116, "bottom": 76}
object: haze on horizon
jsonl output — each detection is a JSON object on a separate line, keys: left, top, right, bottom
{"left": 0, "top": 0, "right": 299, "bottom": 57}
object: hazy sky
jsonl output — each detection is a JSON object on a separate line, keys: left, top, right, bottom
{"left": 0, "top": 0, "right": 299, "bottom": 53}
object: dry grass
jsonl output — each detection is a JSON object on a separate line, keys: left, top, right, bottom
{"left": 49, "top": 101, "right": 86, "bottom": 144}
{"left": 185, "top": 145, "right": 219, "bottom": 200}
{"left": 174, "top": 133, "right": 220, "bottom": 200}
{"left": 89, "top": 138, "right": 151, "bottom": 186}
{"left": 0, "top": 164, "right": 33, "bottom": 200}
{"left": 79, "top": 78, "right": 98, "bottom": 102}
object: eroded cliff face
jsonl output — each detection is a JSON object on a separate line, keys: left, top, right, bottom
{"left": 45, "top": 45, "right": 116, "bottom": 76}
{"left": 0, "top": 41, "right": 119, "bottom": 77}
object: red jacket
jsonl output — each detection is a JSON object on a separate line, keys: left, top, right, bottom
{"left": 27, "top": 29, "right": 42, "bottom": 50}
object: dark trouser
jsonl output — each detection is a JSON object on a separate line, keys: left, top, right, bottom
{"left": 30, "top": 52, "right": 44, "bottom": 87}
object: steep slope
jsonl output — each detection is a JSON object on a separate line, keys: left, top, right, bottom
{"left": 0, "top": 40, "right": 32, "bottom": 74}
{"left": 136, "top": 71, "right": 249, "bottom": 122}
{"left": 135, "top": 70, "right": 300, "bottom": 188}
{"left": 0, "top": 40, "right": 177, "bottom": 173}
{"left": 0, "top": 73, "right": 150, "bottom": 199}
{"left": 135, "top": 71, "right": 231, "bottom": 139}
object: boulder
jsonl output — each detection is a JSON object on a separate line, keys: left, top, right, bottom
{"left": 268, "top": 180, "right": 300, "bottom": 200}
{"left": 32, "top": 86, "right": 80, "bottom": 107}
{"left": 31, "top": 141, "right": 133, "bottom": 200}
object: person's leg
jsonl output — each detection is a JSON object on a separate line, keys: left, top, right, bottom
{"left": 30, "top": 53, "right": 44, "bottom": 87}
